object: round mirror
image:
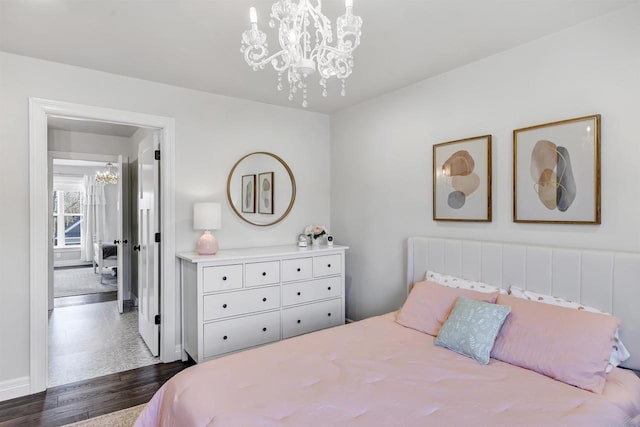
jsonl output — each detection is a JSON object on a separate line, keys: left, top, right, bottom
{"left": 227, "top": 152, "right": 296, "bottom": 227}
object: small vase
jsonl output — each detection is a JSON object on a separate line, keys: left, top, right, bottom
{"left": 312, "top": 238, "right": 320, "bottom": 247}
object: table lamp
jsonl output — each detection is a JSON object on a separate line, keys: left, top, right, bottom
{"left": 193, "top": 202, "right": 222, "bottom": 255}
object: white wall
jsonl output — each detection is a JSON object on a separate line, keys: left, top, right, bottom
{"left": 0, "top": 52, "right": 330, "bottom": 387}
{"left": 330, "top": 5, "right": 640, "bottom": 320}
{"left": 52, "top": 249, "right": 84, "bottom": 267}
{"left": 48, "top": 129, "right": 136, "bottom": 159}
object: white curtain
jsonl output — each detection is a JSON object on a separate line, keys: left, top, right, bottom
{"left": 81, "top": 176, "right": 106, "bottom": 262}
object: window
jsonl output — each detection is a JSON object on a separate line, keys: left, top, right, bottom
{"left": 53, "top": 189, "right": 84, "bottom": 248}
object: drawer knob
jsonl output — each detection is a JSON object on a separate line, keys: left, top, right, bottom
{"left": 222, "top": 276, "right": 227, "bottom": 281}
{"left": 222, "top": 303, "right": 227, "bottom": 308}
{"left": 223, "top": 335, "right": 228, "bottom": 340}
{"left": 297, "top": 319, "right": 301, "bottom": 324}
{"left": 262, "top": 327, "right": 267, "bottom": 332}
{"left": 327, "top": 264, "right": 331, "bottom": 268}
{"left": 297, "top": 268, "right": 301, "bottom": 272}
{"left": 327, "top": 312, "right": 332, "bottom": 317}
{"left": 262, "top": 297, "right": 267, "bottom": 302}
{"left": 297, "top": 291, "right": 301, "bottom": 296}
{"left": 262, "top": 272, "right": 267, "bottom": 276}
{"left": 327, "top": 286, "right": 332, "bottom": 291}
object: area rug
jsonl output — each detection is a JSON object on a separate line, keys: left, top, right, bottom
{"left": 63, "top": 404, "right": 146, "bottom": 427}
{"left": 54, "top": 266, "right": 117, "bottom": 298}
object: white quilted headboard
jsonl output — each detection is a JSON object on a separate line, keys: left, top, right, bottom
{"left": 407, "top": 237, "right": 640, "bottom": 370}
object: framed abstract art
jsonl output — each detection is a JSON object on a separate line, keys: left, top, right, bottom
{"left": 258, "top": 171, "right": 274, "bottom": 214}
{"left": 241, "top": 174, "right": 256, "bottom": 214}
{"left": 433, "top": 135, "right": 492, "bottom": 222}
{"left": 513, "top": 114, "right": 600, "bottom": 224}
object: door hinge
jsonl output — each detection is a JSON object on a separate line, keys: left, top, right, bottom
{"left": 155, "top": 232, "right": 161, "bottom": 243}
{"left": 154, "top": 314, "right": 161, "bottom": 325}
{"left": 154, "top": 150, "right": 160, "bottom": 160}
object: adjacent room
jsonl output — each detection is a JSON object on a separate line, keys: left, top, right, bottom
{"left": 47, "top": 119, "right": 160, "bottom": 388}
{"left": 1, "top": 0, "right": 639, "bottom": 426}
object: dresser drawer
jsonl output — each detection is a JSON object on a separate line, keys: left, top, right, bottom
{"left": 282, "top": 277, "right": 342, "bottom": 307}
{"left": 203, "top": 311, "right": 281, "bottom": 358}
{"left": 245, "top": 261, "right": 280, "bottom": 287}
{"left": 313, "top": 254, "right": 342, "bottom": 277}
{"left": 203, "top": 264, "right": 243, "bottom": 293}
{"left": 203, "top": 286, "right": 280, "bottom": 321}
{"left": 282, "top": 299, "right": 343, "bottom": 339}
{"left": 281, "top": 257, "right": 313, "bottom": 282}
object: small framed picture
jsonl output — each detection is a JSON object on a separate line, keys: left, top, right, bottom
{"left": 241, "top": 174, "right": 256, "bottom": 213}
{"left": 258, "top": 172, "right": 274, "bottom": 214}
{"left": 433, "top": 135, "right": 492, "bottom": 222}
{"left": 513, "top": 114, "right": 600, "bottom": 224}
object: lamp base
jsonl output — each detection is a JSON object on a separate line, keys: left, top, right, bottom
{"left": 197, "top": 230, "right": 219, "bottom": 255}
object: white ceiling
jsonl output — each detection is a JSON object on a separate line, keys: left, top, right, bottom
{"left": 1, "top": 0, "right": 636, "bottom": 113}
{"left": 48, "top": 116, "right": 140, "bottom": 137}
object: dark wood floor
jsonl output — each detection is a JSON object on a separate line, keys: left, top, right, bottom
{"left": 0, "top": 360, "right": 194, "bottom": 427}
{"left": 54, "top": 291, "right": 118, "bottom": 308}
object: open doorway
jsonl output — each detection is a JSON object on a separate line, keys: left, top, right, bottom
{"left": 46, "top": 118, "right": 162, "bottom": 387}
{"left": 29, "top": 98, "right": 178, "bottom": 395}
{"left": 52, "top": 158, "right": 118, "bottom": 307}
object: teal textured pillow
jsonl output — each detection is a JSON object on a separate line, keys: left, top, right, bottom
{"left": 434, "top": 296, "right": 511, "bottom": 365}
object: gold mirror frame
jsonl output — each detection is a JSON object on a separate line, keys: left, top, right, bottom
{"left": 226, "top": 152, "right": 297, "bottom": 227}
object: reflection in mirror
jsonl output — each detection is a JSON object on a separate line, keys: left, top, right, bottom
{"left": 227, "top": 152, "right": 296, "bottom": 226}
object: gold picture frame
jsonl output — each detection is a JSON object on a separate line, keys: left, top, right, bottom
{"left": 513, "top": 114, "right": 601, "bottom": 224}
{"left": 433, "top": 135, "right": 492, "bottom": 222}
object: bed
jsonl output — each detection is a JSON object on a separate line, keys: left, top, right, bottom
{"left": 136, "top": 237, "right": 640, "bottom": 426}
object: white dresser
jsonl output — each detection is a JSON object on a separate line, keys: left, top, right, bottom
{"left": 179, "top": 244, "right": 348, "bottom": 363}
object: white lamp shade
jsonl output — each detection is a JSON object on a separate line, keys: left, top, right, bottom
{"left": 193, "top": 202, "right": 222, "bottom": 230}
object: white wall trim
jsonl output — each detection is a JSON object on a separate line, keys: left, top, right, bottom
{"left": 174, "top": 344, "right": 183, "bottom": 361}
{"left": 29, "top": 98, "right": 178, "bottom": 396}
{"left": 53, "top": 247, "right": 83, "bottom": 252}
{"left": 49, "top": 150, "right": 120, "bottom": 163}
{"left": 53, "top": 260, "right": 91, "bottom": 268}
{"left": 0, "top": 377, "right": 31, "bottom": 402}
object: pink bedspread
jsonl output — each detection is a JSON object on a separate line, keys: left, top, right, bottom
{"left": 136, "top": 314, "right": 640, "bottom": 426}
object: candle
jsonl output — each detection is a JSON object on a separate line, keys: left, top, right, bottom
{"left": 345, "top": 0, "right": 353, "bottom": 9}
{"left": 249, "top": 7, "right": 257, "bottom": 24}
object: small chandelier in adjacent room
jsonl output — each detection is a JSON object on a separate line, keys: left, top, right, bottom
{"left": 241, "top": 0, "right": 362, "bottom": 108}
{"left": 95, "top": 162, "right": 118, "bottom": 184}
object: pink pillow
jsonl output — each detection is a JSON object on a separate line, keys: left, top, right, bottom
{"left": 492, "top": 294, "right": 621, "bottom": 393}
{"left": 396, "top": 281, "right": 499, "bottom": 336}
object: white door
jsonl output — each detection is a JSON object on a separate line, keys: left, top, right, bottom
{"left": 138, "top": 132, "right": 160, "bottom": 356}
{"left": 116, "top": 155, "right": 124, "bottom": 313}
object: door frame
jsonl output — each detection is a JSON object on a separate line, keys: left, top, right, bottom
{"left": 29, "top": 98, "right": 177, "bottom": 393}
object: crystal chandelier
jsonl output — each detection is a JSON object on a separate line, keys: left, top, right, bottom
{"left": 241, "top": 0, "right": 362, "bottom": 108}
{"left": 95, "top": 162, "right": 118, "bottom": 184}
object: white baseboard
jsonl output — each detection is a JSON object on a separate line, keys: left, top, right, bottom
{"left": 0, "top": 376, "right": 30, "bottom": 402}
{"left": 173, "top": 344, "right": 183, "bottom": 362}
{"left": 54, "top": 260, "right": 92, "bottom": 268}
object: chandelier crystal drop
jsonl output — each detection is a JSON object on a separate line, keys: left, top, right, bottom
{"left": 95, "top": 162, "right": 118, "bottom": 184}
{"left": 241, "top": 0, "right": 362, "bottom": 108}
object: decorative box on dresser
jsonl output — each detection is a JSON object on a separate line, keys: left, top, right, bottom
{"left": 178, "top": 245, "right": 348, "bottom": 363}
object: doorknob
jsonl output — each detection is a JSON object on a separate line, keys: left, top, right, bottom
{"left": 113, "top": 240, "right": 121, "bottom": 244}
{"left": 133, "top": 245, "right": 141, "bottom": 251}
{"left": 123, "top": 240, "right": 128, "bottom": 244}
